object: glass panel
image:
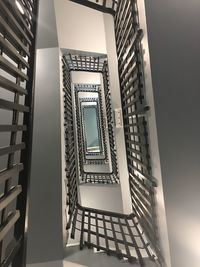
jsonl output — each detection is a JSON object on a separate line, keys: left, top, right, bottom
{"left": 82, "top": 105, "right": 102, "bottom": 153}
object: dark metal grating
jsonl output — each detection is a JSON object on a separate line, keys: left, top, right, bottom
{"left": 71, "top": 204, "right": 156, "bottom": 266}
{"left": 63, "top": 1, "right": 162, "bottom": 264}
{"left": 81, "top": 172, "right": 118, "bottom": 184}
{"left": 75, "top": 86, "right": 108, "bottom": 165}
{"left": 62, "top": 57, "right": 79, "bottom": 230}
{"left": 102, "top": 62, "right": 119, "bottom": 180}
{"left": 0, "top": 0, "right": 38, "bottom": 266}
{"left": 80, "top": 101, "right": 104, "bottom": 159}
{"left": 114, "top": 0, "right": 163, "bottom": 264}
{"left": 74, "top": 85, "right": 118, "bottom": 184}
{"left": 70, "top": 0, "right": 118, "bottom": 15}
{"left": 63, "top": 54, "right": 119, "bottom": 184}
{"left": 65, "top": 53, "right": 106, "bottom": 73}
{"left": 63, "top": 50, "right": 157, "bottom": 265}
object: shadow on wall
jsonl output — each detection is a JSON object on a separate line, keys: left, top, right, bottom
{"left": 63, "top": 246, "right": 157, "bottom": 267}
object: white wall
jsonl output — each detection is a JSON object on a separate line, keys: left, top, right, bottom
{"left": 54, "top": 0, "right": 107, "bottom": 54}
{"left": 71, "top": 72, "right": 101, "bottom": 85}
{"left": 144, "top": 0, "right": 200, "bottom": 267}
{"left": 80, "top": 184, "right": 123, "bottom": 213}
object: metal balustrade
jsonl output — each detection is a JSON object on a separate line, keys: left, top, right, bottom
{"left": 63, "top": 53, "right": 119, "bottom": 184}
{"left": 102, "top": 62, "right": 119, "bottom": 180}
{"left": 0, "top": 0, "right": 38, "bottom": 266}
{"left": 70, "top": 0, "right": 118, "bottom": 15}
{"left": 64, "top": 53, "right": 106, "bottom": 73}
{"left": 74, "top": 84, "right": 108, "bottom": 166}
{"left": 64, "top": 1, "right": 164, "bottom": 265}
{"left": 63, "top": 51, "right": 158, "bottom": 264}
{"left": 0, "top": 0, "right": 164, "bottom": 265}
{"left": 74, "top": 85, "right": 118, "bottom": 184}
{"left": 71, "top": 204, "right": 156, "bottom": 265}
{"left": 75, "top": 90, "right": 108, "bottom": 165}
{"left": 74, "top": 93, "right": 111, "bottom": 183}
{"left": 63, "top": 95, "right": 156, "bottom": 265}
{"left": 81, "top": 172, "right": 118, "bottom": 184}
{"left": 62, "top": 57, "right": 79, "bottom": 230}
{"left": 114, "top": 0, "right": 163, "bottom": 264}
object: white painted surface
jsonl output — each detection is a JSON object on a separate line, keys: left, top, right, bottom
{"left": 54, "top": 0, "right": 107, "bottom": 54}
{"left": 71, "top": 72, "right": 101, "bottom": 85}
{"left": 79, "top": 184, "right": 123, "bottom": 213}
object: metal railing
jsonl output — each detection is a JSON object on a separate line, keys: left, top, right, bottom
{"left": 0, "top": 0, "right": 38, "bottom": 266}
{"left": 102, "top": 62, "right": 119, "bottom": 179}
{"left": 64, "top": 53, "right": 106, "bottom": 73}
{"left": 70, "top": 0, "right": 118, "bottom": 15}
{"left": 63, "top": 0, "right": 163, "bottom": 263}
{"left": 71, "top": 204, "right": 155, "bottom": 265}
{"left": 114, "top": 0, "right": 163, "bottom": 263}
{"left": 64, "top": 53, "right": 119, "bottom": 184}
{"left": 63, "top": 57, "right": 78, "bottom": 230}
{"left": 74, "top": 85, "right": 108, "bottom": 165}
{"left": 63, "top": 51, "right": 158, "bottom": 265}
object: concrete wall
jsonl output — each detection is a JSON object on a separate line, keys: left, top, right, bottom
{"left": 144, "top": 1, "right": 200, "bottom": 267}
